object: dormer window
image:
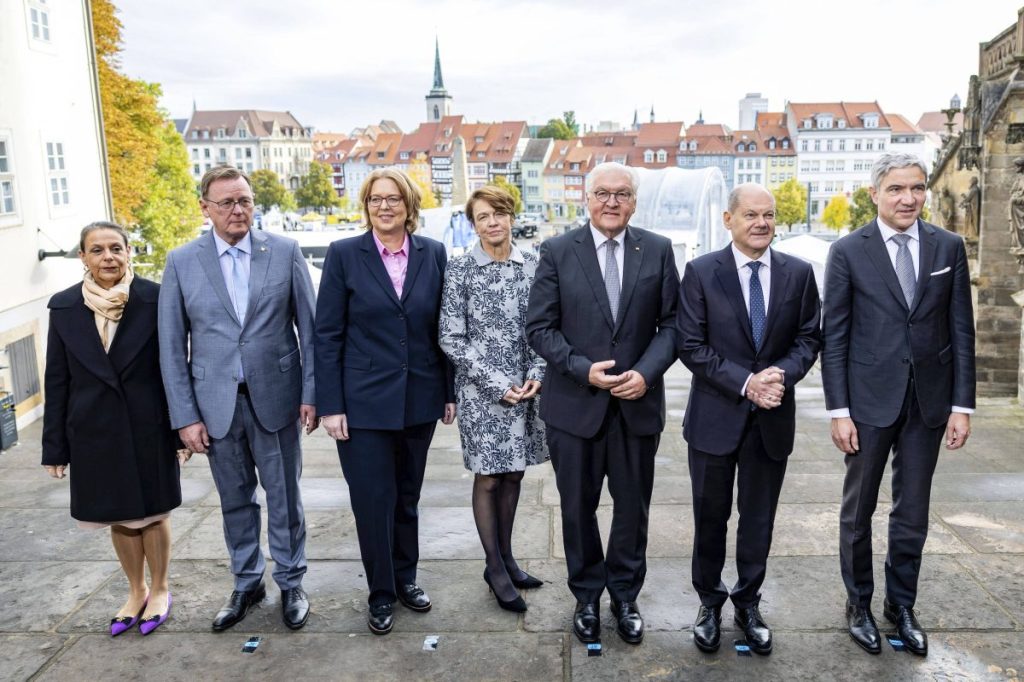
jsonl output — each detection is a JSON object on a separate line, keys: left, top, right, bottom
{"left": 689, "top": 140, "right": 697, "bottom": 150}
{"left": 736, "top": 143, "right": 744, "bottom": 152}
{"left": 400, "top": 152, "right": 410, "bottom": 160}
{"left": 656, "top": 149, "right": 667, "bottom": 162}
{"left": 802, "top": 119, "right": 812, "bottom": 129}
{"left": 768, "top": 138, "right": 776, "bottom": 149}
{"left": 863, "top": 114, "right": 879, "bottom": 128}
{"left": 643, "top": 150, "right": 654, "bottom": 163}
{"left": 816, "top": 114, "right": 833, "bottom": 129}
{"left": 475, "top": 136, "right": 484, "bottom": 144}
{"left": 748, "top": 143, "right": 756, "bottom": 152}
{"left": 837, "top": 119, "right": 846, "bottom": 129}
{"left": 782, "top": 138, "right": 790, "bottom": 149}
{"left": 216, "top": 128, "right": 226, "bottom": 138}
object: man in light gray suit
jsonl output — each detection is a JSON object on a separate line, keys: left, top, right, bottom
{"left": 159, "top": 165, "right": 318, "bottom": 631}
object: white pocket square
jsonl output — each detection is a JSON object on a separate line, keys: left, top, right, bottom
{"left": 930, "top": 266, "right": 951, "bottom": 276}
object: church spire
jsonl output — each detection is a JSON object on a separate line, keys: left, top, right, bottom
{"left": 432, "top": 37, "right": 446, "bottom": 92}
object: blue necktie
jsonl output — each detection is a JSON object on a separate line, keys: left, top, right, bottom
{"left": 228, "top": 246, "right": 248, "bottom": 382}
{"left": 748, "top": 261, "right": 766, "bottom": 349}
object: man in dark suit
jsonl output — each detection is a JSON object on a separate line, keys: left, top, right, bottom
{"left": 822, "top": 153, "right": 975, "bottom": 656}
{"left": 676, "top": 184, "right": 821, "bottom": 655}
{"left": 526, "top": 162, "right": 678, "bottom": 645}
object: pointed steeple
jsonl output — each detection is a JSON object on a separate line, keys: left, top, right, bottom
{"left": 425, "top": 36, "right": 453, "bottom": 122}
{"left": 649, "top": 105, "right": 655, "bottom": 123}
{"left": 696, "top": 108, "right": 704, "bottom": 125}
{"left": 431, "top": 37, "right": 447, "bottom": 94}
{"left": 632, "top": 108, "right": 639, "bottom": 129}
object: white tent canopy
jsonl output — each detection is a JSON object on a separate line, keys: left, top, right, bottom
{"left": 772, "top": 234, "right": 833, "bottom": 293}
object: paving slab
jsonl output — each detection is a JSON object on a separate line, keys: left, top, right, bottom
{"left": 0, "top": 634, "right": 69, "bottom": 681}
{"left": 934, "top": 502, "right": 1024, "bottom": 553}
{"left": 0, "top": 561, "right": 118, "bottom": 632}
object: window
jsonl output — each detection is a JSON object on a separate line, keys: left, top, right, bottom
{"left": 245, "top": 148, "right": 252, "bottom": 159}
{"left": 202, "top": 130, "right": 210, "bottom": 139}
{"left": 218, "top": 148, "right": 227, "bottom": 161}
{"left": 866, "top": 140, "right": 874, "bottom": 151}
{"left": 811, "top": 200, "right": 819, "bottom": 214}
{"left": 813, "top": 140, "right": 821, "bottom": 152}
{"left": 825, "top": 181, "right": 834, "bottom": 192}
{"left": 46, "top": 141, "right": 69, "bottom": 207}
{"left": 826, "top": 139, "right": 833, "bottom": 151}
{"left": 235, "top": 148, "right": 242, "bottom": 160}
{"left": 835, "top": 160, "right": 845, "bottom": 171}
{"left": 239, "top": 129, "right": 248, "bottom": 139}
{"left": 853, "top": 139, "right": 862, "bottom": 151}
{"left": 399, "top": 152, "right": 410, "bottom": 160}
{"left": 878, "top": 140, "right": 886, "bottom": 150}
{"left": 837, "top": 119, "right": 847, "bottom": 129}
{"left": 0, "top": 136, "right": 17, "bottom": 217}
{"left": 216, "top": 128, "right": 225, "bottom": 139}
{"left": 192, "top": 164, "right": 200, "bottom": 176}
{"left": 802, "top": 119, "right": 812, "bottom": 129}
{"left": 800, "top": 140, "right": 808, "bottom": 152}
{"left": 28, "top": 0, "right": 50, "bottom": 42}
{"left": 644, "top": 150, "right": 654, "bottom": 163}
{"left": 864, "top": 114, "right": 879, "bottom": 128}
{"left": 204, "top": 148, "right": 211, "bottom": 159}
{"left": 782, "top": 139, "right": 790, "bottom": 149}
{"left": 689, "top": 141, "right": 697, "bottom": 151}
{"left": 656, "top": 150, "right": 667, "bottom": 163}
{"left": 817, "top": 116, "right": 833, "bottom": 129}
{"left": 527, "top": 169, "right": 538, "bottom": 178}
{"left": 838, "top": 139, "right": 846, "bottom": 151}
{"left": 770, "top": 173, "right": 777, "bottom": 182}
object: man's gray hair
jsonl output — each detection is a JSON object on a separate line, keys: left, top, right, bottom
{"left": 870, "top": 153, "right": 928, "bottom": 190}
{"left": 727, "top": 183, "right": 775, "bottom": 213}
{"left": 586, "top": 161, "right": 640, "bottom": 195}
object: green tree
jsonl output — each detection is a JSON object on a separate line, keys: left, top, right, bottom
{"left": 537, "top": 118, "right": 574, "bottom": 140}
{"left": 821, "top": 194, "right": 851, "bottom": 231}
{"left": 563, "top": 111, "right": 580, "bottom": 136}
{"left": 772, "top": 178, "right": 807, "bottom": 229}
{"left": 294, "top": 161, "right": 341, "bottom": 212}
{"left": 849, "top": 186, "right": 877, "bottom": 227}
{"left": 133, "top": 122, "right": 202, "bottom": 274}
{"left": 251, "top": 169, "right": 295, "bottom": 212}
{"left": 567, "top": 203, "right": 578, "bottom": 221}
{"left": 489, "top": 176, "right": 524, "bottom": 214}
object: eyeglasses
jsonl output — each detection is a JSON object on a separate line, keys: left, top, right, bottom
{"left": 205, "top": 197, "right": 254, "bottom": 211}
{"left": 592, "top": 189, "right": 634, "bottom": 204}
{"left": 368, "top": 195, "right": 404, "bottom": 208}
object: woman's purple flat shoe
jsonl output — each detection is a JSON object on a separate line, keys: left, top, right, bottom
{"left": 138, "top": 594, "right": 171, "bottom": 636}
{"left": 110, "top": 598, "right": 148, "bottom": 637}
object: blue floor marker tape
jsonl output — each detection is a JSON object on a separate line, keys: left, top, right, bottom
{"left": 587, "top": 642, "right": 602, "bottom": 657}
{"left": 241, "top": 636, "right": 261, "bottom": 653}
{"left": 734, "top": 639, "right": 752, "bottom": 657}
{"left": 887, "top": 634, "right": 906, "bottom": 652}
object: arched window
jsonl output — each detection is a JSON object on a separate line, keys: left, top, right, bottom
{"left": 433, "top": 105, "right": 439, "bottom": 119}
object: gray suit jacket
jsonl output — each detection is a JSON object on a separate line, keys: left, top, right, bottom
{"left": 158, "top": 229, "right": 316, "bottom": 439}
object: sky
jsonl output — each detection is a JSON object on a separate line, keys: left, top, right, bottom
{"left": 118, "top": 0, "right": 1017, "bottom": 135}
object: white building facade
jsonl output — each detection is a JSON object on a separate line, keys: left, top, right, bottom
{"left": 0, "top": 0, "right": 112, "bottom": 428}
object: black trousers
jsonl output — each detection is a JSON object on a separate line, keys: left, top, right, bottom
{"left": 337, "top": 422, "right": 437, "bottom": 606}
{"left": 689, "top": 412, "right": 788, "bottom": 609}
{"left": 840, "top": 381, "right": 944, "bottom": 607}
{"left": 547, "top": 403, "right": 658, "bottom": 604}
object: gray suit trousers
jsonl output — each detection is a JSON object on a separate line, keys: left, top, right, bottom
{"left": 207, "top": 391, "right": 307, "bottom": 591}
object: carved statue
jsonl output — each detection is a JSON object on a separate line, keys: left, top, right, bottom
{"left": 1010, "top": 158, "right": 1024, "bottom": 249}
{"left": 958, "top": 177, "right": 980, "bottom": 240}
{"left": 940, "top": 188, "right": 957, "bottom": 230}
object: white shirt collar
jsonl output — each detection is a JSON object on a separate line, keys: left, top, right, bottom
{"left": 213, "top": 230, "right": 252, "bottom": 257}
{"left": 877, "top": 217, "right": 919, "bottom": 243}
{"left": 590, "top": 224, "right": 626, "bottom": 249}
{"left": 731, "top": 243, "right": 771, "bottom": 271}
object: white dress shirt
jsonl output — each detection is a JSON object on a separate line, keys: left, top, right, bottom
{"left": 734, "top": 244, "right": 772, "bottom": 396}
{"left": 827, "top": 219, "right": 972, "bottom": 418}
{"left": 590, "top": 224, "right": 624, "bottom": 288}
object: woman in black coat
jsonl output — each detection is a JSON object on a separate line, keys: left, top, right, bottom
{"left": 42, "top": 222, "right": 183, "bottom": 636}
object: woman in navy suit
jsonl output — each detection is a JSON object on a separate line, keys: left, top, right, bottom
{"left": 314, "top": 169, "right": 455, "bottom": 635}
{"left": 42, "top": 222, "right": 183, "bottom": 636}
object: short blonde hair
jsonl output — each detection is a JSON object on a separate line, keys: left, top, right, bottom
{"left": 359, "top": 168, "right": 421, "bottom": 234}
{"left": 465, "top": 185, "right": 515, "bottom": 224}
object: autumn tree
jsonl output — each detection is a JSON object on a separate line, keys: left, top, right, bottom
{"left": 849, "top": 186, "right": 877, "bottom": 228}
{"left": 251, "top": 169, "right": 295, "bottom": 212}
{"left": 93, "top": 0, "right": 200, "bottom": 274}
{"left": 294, "top": 161, "right": 340, "bottom": 212}
{"left": 133, "top": 122, "right": 202, "bottom": 274}
{"left": 821, "top": 194, "right": 851, "bottom": 231}
{"left": 489, "top": 176, "right": 524, "bottom": 214}
{"left": 772, "top": 178, "right": 807, "bottom": 229}
{"left": 408, "top": 153, "right": 438, "bottom": 209}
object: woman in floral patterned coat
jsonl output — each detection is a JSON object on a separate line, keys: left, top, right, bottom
{"left": 439, "top": 185, "right": 549, "bottom": 613}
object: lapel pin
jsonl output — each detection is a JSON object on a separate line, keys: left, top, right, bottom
{"left": 259, "top": 246, "right": 267, "bottom": 252}
{"left": 634, "top": 246, "right": 640, "bottom": 251}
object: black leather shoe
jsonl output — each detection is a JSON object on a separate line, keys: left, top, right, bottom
{"left": 734, "top": 604, "right": 772, "bottom": 655}
{"left": 693, "top": 605, "right": 722, "bottom": 653}
{"left": 212, "top": 582, "right": 266, "bottom": 631}
{"left": 397, "top": 583, "right": 432, "bottom": 612}
{"left": 510, "top": 571, "right": 544, "bottom": 589}
{"left": 884, "top": 599, "right": 927, "bottom": 655}
{"left": 610, "top": 599, "right": 644, "bottom": 644}
{"left": 281, "top": 587, "right": 309, "bottom": 630}
{"left": 573, "top": 602, "right": 600, "bottom": 643}
{"left": 368, "top": 603, "right": 393, "bottom": 635}
{"left": 846, "top": 600, "right": 882, "bottom": 654}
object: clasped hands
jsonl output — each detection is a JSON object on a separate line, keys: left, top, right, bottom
{"left": 588, "top": 360, "right": 647, "bottom": 400}
{"left": 503, "top": 380, "right": 541, "bottom": 405}
{"left": 746, "top": 367, "right": 785, "bottom": 409}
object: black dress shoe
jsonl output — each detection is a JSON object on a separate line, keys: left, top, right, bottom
{"left": 397, "top": 584, "right": 432, "bottom": 612}
{"left": 846, "top": 600, "right": 882, "bottom": 654}
{"left": 368, "top": 603, "right": 393, "bottom": 635}
{"left": 483, "top": 570, "right": 527, "bottom": 613}
{"left": 693, "top": 605, "right": 722, "bottom": 653}
{"left": 573, "top": 602, "right": 600, "bottom": 643}
{"left": 884, "top": 599, "right": 928, "bottom": 655}
{"left": 510, "top": 571, "right": 544, "bottom": 589}
{"left": 281, "top": 587, "right": 309, "bottom": 630}
{"left": 610, "top": 599, "right": 644, "bottom": 644}
{"left": 212, "top": 582, "right": 266, "bottom": 632}
{"left": 734, "top": 604, "right": 772, "bottom": 655}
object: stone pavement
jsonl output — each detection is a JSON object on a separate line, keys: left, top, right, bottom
{"left": 2, "top": 364, "right": 1023, "bottom": 681}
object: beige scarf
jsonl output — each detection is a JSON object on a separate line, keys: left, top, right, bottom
{"left": 82, "top": 266, "right": 134, "bottom": 352}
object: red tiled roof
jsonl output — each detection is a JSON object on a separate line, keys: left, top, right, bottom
{"left": 636, "top": 122, "right": 685, "bottom": 146}
{"left": 787, "top": 102, "right": 889, "bottom": 129}
{"left": 368, "top": 132, "right": 402, "bottom": 166}
{"left": 887, "top": 113, "right": 922, "bottom": 135}
{"left": 917, "top": 111, "right": 964, "bottom": 134}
